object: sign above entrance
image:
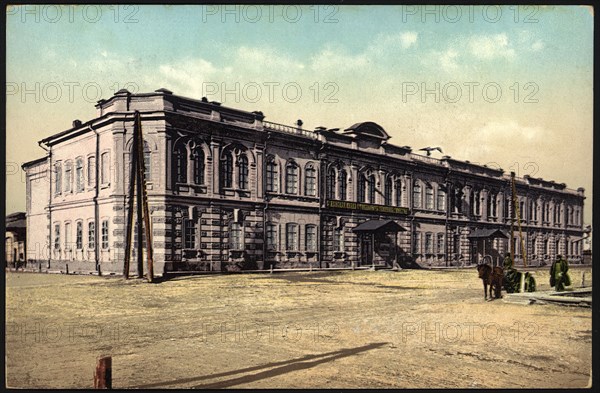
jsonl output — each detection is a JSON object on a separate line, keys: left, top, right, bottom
{"left": 326, "top": 200, "right": 410, "bottom": 215}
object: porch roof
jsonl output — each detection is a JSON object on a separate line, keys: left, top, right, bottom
{"left": 467, "top": 229, "right": 509, "bottom": 239}
{"left": 352, "top": 219, "right": 407, "bottom": 234}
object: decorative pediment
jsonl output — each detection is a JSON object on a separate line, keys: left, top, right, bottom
{"left": 343, "top": 122, "right": 390, "bottom": 141}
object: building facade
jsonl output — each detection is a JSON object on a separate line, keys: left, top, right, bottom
{"left": 5, "top": 212, "right": 26, "bottom": 269}
{"left": 22, "top": 89, "right": 586, "bottom": 276}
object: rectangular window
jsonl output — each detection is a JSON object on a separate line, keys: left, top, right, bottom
{"left": 395, "top": 180, "right": 402, "bottom": 207}
{"left": 54, "top": 224, "right": 60, "bottom": 250}
{"left": 286, "top": 164, "right": 298, "bottom": 194}
{"left": 184, "top": 219, "right": 196, "bottom": 249}
{"left": 54, "top": 163, "right": 62, "bottom": 195}
{"left": 64, "top": 222, "right": 71, "bottom": 250}
{"left": 76, "top": 221, "right": 83, "bottom": 250}
{"left": 412, "top": 232, "right": 420, "bottom": 254}
{"left": 412, "top": 183, "right": 421, "bottom": 208}
{"left": 101, "top": 152, "right": 110, "bottom": 185}
{"left": 305, "top": 167, "right": 317, "bottom": 196}
{"left": 425, "top": 186, "right": 434, "bottom": 210}
{"left": 76, "top": 159, "right": 84, "bottom": 192}
{"left": 286, "top": 223, "right": 298, "bottom": 251}
{"left": 306, "top": 225, "right": 317, "bottom": 252}
{"left": 266, "top": 223, "right": 277, "bottom": 250}
{"left": 87, "top": 156, "right": 96, "bottom": 186}
{"left": 338, "top": 170, "right": 347, "bottom": 200}
{"left": 101, "top": 220, "right": 109, "bottom": 249}
{"left": 333, "top": 228, "right": 344, "bottom": 252}
{"left": 64, "top": 162, "right": 72, "bottom": 193}
{"left": 88, "top": 222, "right": 95, "bottom": 249}
{"left": 425, "top": 233, "right": 433, "bottom": 254}
{"left": 437, "top": 189, "right": 446, "bottom": 211}
{"left": 230, "top": 222, "right": 243, "bottom": 250}
{"left": 358, "top": 176, "right": 366, "bottom": 203}
{"left": 384, "top": 179, "right": 393, "bottom": 206}
{"left": 437, "top": 233, "right": 445, "bottom": 254}
{"left": 266, "top": 162, "right": 278, "bottom": 192}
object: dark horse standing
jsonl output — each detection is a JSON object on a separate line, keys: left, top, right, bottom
{"left": 477, "top": 264, "right": 503, "bottom": 300}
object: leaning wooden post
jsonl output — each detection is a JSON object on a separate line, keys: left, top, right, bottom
{"left": 123, "top": 115, "right": 138, "bottom": 279}
{"left": 135, "top": 111, "right": 154, "bottom": 282}
{"left": 94, "top": 355, "right": 112, "bottom": 389}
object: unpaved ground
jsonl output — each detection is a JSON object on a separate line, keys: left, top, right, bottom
{"left": 5, "top": 267, "right": 592, "bottom": 389}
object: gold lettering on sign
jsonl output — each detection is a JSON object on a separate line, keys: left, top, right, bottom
{"left": 326, "top": 200, "right": 409, "bottom": 215}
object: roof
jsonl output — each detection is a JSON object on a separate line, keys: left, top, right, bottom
{"left": 21, "top": 156, "right": 48, "bottom": 169}
{"left": 6, "top": 212, "right": 26, "bottom": 229}
{"left": 343, "top": 122, "right": 390, "bottom": 141}
{"left": 352, "top": 220, "right": 407, "bottom": 233}
{"left": 467, "top": 229, "right": 509, "bottom": 239}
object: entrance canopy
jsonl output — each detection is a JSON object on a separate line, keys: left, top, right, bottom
{"left": 352, "top": 219, "right": 407, "bottom": 234}
{"left": 467, "top": 229, "right": 509, "bottom": 239}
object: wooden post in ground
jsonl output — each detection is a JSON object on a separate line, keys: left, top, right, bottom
{"left": 94, "top": 355, "right": 112, "bottom": 389}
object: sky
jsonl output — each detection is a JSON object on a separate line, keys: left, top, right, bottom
{"left": 5, "top": 5, "right": 594, "bottom": 225}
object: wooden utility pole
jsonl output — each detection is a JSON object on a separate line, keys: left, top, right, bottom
{"left": 123, "top": 111, "right": 154, "bottom": 282}
{"left": 123, "top": 117, "right": 138, "bottom": 279}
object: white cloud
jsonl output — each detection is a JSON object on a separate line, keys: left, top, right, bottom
{"left": 235, "top": 46, "right": 305, "bottom": 73}
{"left": 468, "top": 33, "right": 515, "bottom": 60}
{"left": 400, "top": 31, "right": 418, "bottom": 48}
{"left": 309, "top": 46, "right": 369, "bottom": 73}
{"left": 439, "top": 49, "right": 459, "bottom": 71}
{"left": 531, "top": 40, "right": 544, "bottom": 51}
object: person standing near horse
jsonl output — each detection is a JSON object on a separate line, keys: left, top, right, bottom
{"left": 550, "top": 255, "right": 571, "bottom": 291}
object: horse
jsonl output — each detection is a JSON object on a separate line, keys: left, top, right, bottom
{"left": 477, "top": 263, "right": 503, "bottom": 300}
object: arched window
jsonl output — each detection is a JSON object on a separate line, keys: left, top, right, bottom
{"left": 327, "top": 168, "right": 336, "bottom": 199}
{"left": 395, "top": 179, "right": 402, "bottom": 207}
{"left": 305, "top": 164, "right": 317, "bottom": 196}
{"left": 285, "top": 162, "right": 298, "bottom": 194}
{"left": 358, "top": 174, "right": 366, "bottom": 203}
{"left": 412, "top": 182, "right": 421, "bottom": 208}
{"left": 75, "top": 158, "right": 84, "bottom": 192}
{"left": 64, "top": 161, "right": 73, "bottom": 193}
{"left": 266, "top": 159, "right": 278, "bottom": 192}
{"left": 193, "top": 146, "right": 205, "bottom": 185}
{"left": 173, "top": 144, "right": 187, "bottom": 185}
{"left": 221, "top": 151, "right": 233, "bottom": 188}
{"left": 338, "top": 169, "right": 347, "bottom": 200}
{"left": 384, "top": 177, "right": 393, "bottom": 206}
{"left": 425, "top": 184, "right": 434, "bottom": 210}
{"left": 367, "top": 175, "right": 376, "bottom": 204}
{"left": 238, "top": 154, "right": 249, "bottom": 189}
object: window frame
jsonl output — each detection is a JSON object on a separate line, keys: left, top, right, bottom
{"left": 101, "top": 219, "right": 109, "bottom": 249}
{"left": 305, "top": 224, "right": 317, "bottom": 252}
{"left": 286, "top": 223, "right": 299, "bottom": 251}
{"left": 285, "top": 162, "right": 299, "bottom": 195}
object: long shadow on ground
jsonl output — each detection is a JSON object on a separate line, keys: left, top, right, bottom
{"left": 129, "top": 342, "right": 387, "bottom": 389}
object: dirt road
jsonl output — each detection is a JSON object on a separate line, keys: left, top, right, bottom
{"left": 5, "top": 267, "right": 592, "bottom": 388}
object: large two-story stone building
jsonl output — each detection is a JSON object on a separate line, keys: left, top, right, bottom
{"left": 22, "top": 88, "right": 586, "bottom": 276}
